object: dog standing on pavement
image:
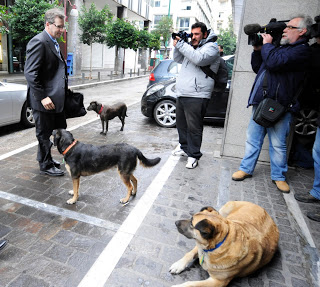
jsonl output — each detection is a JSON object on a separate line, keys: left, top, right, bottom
{"left": 169, "top": 201, "right": 279, "bottom": 287}
{"left": 52, "top": 129, "right": 161, "bottom": 205}
{"left": 87, "top": 101, "right": 127, "bottom": 135}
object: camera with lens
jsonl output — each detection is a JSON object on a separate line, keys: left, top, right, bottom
{"left": 244, "top": 18, "right": 287, "bottom": 47}
{"left": 310, "top": 15, "right": 320, "bottom": 38}
{"left": 172, "top": 31, "right": 193, "bottom": 42}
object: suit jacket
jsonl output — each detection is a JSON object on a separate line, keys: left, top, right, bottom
{"left": 24, "top": 30, "right": 68, "bottom": 113}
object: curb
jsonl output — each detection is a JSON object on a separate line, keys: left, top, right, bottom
{"left": 69, "top": 74, "right": 149, "bottom": 90}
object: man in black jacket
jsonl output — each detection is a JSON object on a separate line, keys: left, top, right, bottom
{"left": 25, "top": 8, "right": 68, "bottom": 176}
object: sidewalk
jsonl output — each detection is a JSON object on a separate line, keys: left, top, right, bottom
{"left": 0, "top": 78, "right": 319, "bottom": 286}
{"left": 0, "top": 68, "right": 149, "bottom": 87}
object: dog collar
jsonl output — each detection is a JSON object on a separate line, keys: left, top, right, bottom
{"left": 62, "top": 140, "right": 78, "bottom": 156}
{"left": 203, "top": 232, "right": 228, "bottom": 253}
{"left": 200, "top": 232, "right": 228, "bottom": 265}
{"left": 98, "top": 105, "right": 104, "bottom": 114}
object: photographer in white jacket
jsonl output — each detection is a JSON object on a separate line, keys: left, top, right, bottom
{"left": 172, "top": 22, "right": 220, "bottom": 169}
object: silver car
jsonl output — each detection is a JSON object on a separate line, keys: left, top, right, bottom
{"left": 0, "top": 81, "right": 34, "bottom": 128}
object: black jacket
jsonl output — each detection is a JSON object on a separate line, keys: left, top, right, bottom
{"left": 24, "top": 30, "right": 68, "bottom": 113}
{"left": 249, "top": 39, "right": 311, "bottom": 113}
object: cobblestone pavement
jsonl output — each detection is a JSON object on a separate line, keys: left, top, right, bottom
{"left": 0, "top": 76, "right": 319, "bottom": 287}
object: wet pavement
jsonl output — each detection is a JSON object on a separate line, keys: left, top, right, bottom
{"left": 0, "top": 75, "right": 319, "bottom": 287}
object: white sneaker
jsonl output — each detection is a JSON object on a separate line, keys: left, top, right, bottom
{"left": 172, "top": 146, "right": 188, "bottom": 157}
{"left": 186, "top": 157, "right": 198, "bottom": 169}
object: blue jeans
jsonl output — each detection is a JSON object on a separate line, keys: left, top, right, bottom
{"left": 239, "top": 106, "right": 292, "bottom": 181}
{"left": 310, "top": 127, "right": 320, "bottom": 200}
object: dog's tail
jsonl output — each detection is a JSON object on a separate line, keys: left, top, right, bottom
{"left": 137, "top": 150, "right": 161, "bottom": 167}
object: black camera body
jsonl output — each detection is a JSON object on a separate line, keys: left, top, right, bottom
{"left": 310, "top": 15, "right": 320, "bottom": 38}
{"left": 244, "top": 18, "right": 287, "bottom": 47}
{"left": 172, "top": 31, "right": 193, "bottom": 42}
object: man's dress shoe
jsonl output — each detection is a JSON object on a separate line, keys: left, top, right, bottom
{"left": 40, "top": 166, "right": 64, "bottom": 176}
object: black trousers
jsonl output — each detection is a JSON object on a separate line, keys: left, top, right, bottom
{"left": 33, "top": 110, "right": 67, "bottom": 170}
{"left": 176, "top": 97, "right": 209, "bottom": 160}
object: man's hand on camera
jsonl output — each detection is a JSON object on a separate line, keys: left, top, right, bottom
{"left": 261, "top": 33, "right": 273, "bottom": 45}
{"left": 173, "top": 36, "right": 181, "bottom": 47}
{"left": 41, "top": 97, "right": 55, "bottom": 110}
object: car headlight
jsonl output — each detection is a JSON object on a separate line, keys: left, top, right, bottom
{"left": 146, "top": 84, "right": 165, "bottom": 96}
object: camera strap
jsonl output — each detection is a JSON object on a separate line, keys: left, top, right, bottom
{"left": 200, "top": 65, "right": 217, "bottom": 81}
{"left": 262, "top": 71, "right": 305, "bottom": 108}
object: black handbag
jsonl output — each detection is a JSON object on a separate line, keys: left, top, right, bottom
{"left": 253, "top": 73, "right": 287, "bottom": 128}
{"left": 64, "top": 89, "right": 87, "bottom": 119}
{"left": 253, "top": 97, "right": 286, "bottom": 128}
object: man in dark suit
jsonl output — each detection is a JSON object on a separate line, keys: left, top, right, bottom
{"left": 25, "top": 8, "right": 68, "bottom": 176}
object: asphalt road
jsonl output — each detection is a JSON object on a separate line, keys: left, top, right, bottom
{"left": 0, "top": 77, "right": 149, "bottom": 156}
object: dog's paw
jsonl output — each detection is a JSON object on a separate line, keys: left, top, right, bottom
{"left": 120, "top": 198, "right": 129, "bottom": 204}
{"left": 67, "top": 198, "right": 76, "bottom": 204}
{"left": 68, "top": 190, "right": 74, "bottom": 195}
{"left": 169, "top": 259, "right": 188, "bottom": 274}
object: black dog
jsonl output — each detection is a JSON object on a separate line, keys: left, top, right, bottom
{"left": 87, "top": 101, "right": 127, "bottom": 135}
{"left": 53, "top": 129, "right": 161, "bottom": 205}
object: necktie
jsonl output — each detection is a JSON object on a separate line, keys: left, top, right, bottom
{"left": 54, "top": 41, "right": 60, "bottom": 54}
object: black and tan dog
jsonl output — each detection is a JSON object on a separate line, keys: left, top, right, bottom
{"left": 169, "top": 201, "right": 279, "bottom": 287}
{"left": 87, "top": 101, "right": 127, "bottom": 135}
{"left": 53, "top": 129, "right": 161, "bottom": 205}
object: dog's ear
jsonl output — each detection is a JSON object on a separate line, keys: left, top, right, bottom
{"left": 53, "top": 129, "right": 61, "bottom": 146}
{"left": 200, "top": 206, "right": 216, "bottom": 212}
{"left": 195, "top": 219, "right": 215, "bottom": 240}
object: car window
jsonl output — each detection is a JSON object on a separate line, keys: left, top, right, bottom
{"left": 168, "top": 62, "right": 181, "bottom": 74}
{"left": 225, "top": 57, "right": 234, "bottom": 80}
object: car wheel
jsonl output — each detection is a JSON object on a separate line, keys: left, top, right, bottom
{"left": 21, "top": 102, "right": 35, "bottom": 128}
{"left": 294, "top": 109, "right": 319, "bottom": 136}
{"left": 153, "top": 100, "right": 176, "bottom": 128}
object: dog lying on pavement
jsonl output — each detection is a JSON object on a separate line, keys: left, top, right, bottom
{"left": 52, "top": 129, "right": 161, "bottom": 205}
{"left": 87, "top": 101, "right": 127, "bottom": 135}
{"left": 169, "top": 201, "right": 279, "bottom": 287}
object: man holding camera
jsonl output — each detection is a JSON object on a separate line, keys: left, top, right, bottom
{"left": 232, "top": 14, "right": 312, "bottom": 193}
{"left": 172, "top": 22, "right": 220, "bottom": 169}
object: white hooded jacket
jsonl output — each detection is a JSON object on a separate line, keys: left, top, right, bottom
{"left": 173, "top": 30, "right": 220, "bottom": 99}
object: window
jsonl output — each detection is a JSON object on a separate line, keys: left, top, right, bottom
{"left": 178, "top": 18, "right": 190, "bottom": 31}
{"left": 154, "top": 15, "right": 165, "bottom": 25}
{"left": 219, "top": 12, "right": 224, "bottom": 18}
{"left": 186, "top": 6, "right": 191, "bottom": 10}
{"left": 168, "top": 62, "right": 181, "bottom": 74}
{"left": 155, "top": 0, "right": 160, "bottom": 7}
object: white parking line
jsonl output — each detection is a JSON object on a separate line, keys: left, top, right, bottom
{"left": 0, "top": 190, "right": 120, "bottom": 231}
{"left": 78, "top": 155, "right": 180, "bottom": 287}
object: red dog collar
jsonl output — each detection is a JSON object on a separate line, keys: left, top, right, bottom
{"left": 62, "top": 140, "right": 78, "bottom": 156}
{"left": 98, "top": 105, "right": 104, "bottom": 115}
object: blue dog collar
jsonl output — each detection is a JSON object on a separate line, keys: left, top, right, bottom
{"left": 203, "top": 232, "right": 228, "bottom": 253}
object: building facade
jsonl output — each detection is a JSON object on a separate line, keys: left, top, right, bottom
{"left": 151, "top": 0, "right": 232, "bottom": 58}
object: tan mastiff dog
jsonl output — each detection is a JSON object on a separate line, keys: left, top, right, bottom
{"left": 169, "top": 201, "right": 279, "bottom": 287}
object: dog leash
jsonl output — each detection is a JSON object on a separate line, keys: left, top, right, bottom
{"left": 200, "top": 232, "right": 228, "bottom": 265}
{"left": 62, "top": 140, "right": 78, "bottom": 156}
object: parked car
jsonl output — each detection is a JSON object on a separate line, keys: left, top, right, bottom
{"left": 148, "top": 59, "right": 181, "bottom": 87}
{"left": 0, "top": 82, "right": 35, "bottom": 128}
{"left": 142, "top": 55, "right": 234, "bottom": 127}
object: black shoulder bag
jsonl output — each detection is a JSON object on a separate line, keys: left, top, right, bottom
{"left": 253, "top": 73, "right": 290, "bottom": 128}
